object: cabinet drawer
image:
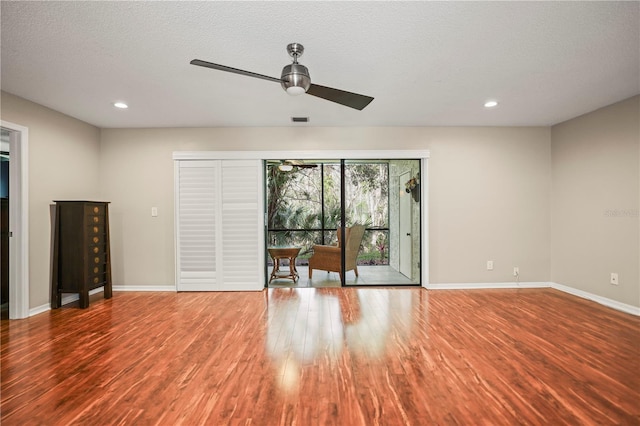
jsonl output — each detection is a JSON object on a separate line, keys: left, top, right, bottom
{"left": 87, "top": 224, "right": 105, "bottom": 236}
{"left": 88, "top": 253, "right": 106, "bottom": 266}
{"left": 86, "top": 214, "right": 105, "bottom": 225}
{"left": 89, "top": 274, "right": 107, "bottom": 289}
{"left": 89, "top": 264, "right": 106, "bottom": 276}
{"left": 84, "top": 204, "right": 106, "bottom": 216}
{"left": 89, "top": 235, "right": 104, "bottom": 246}
{"left": 89, "top": 245, "right": 105, "bottom": 255}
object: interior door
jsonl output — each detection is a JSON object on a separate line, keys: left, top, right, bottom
{"left": 399, "top": 171, "right": 412, "bottom": 279}
{"left": 176, "top": 160, "right": 218, "bottom": 291}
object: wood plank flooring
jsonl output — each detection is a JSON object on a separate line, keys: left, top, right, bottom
{"left": 1, "top": 288, "right": 638, "bottom": 425}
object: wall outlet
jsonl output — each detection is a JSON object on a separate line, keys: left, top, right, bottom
{"left": 610, "top": 273, "right": 619, "bottom": 285}
{"left": 513, "top": 267, "right": 519, "bottom": 277}
{"left": 487, "top": 260, "right": 494, "bottom": 271}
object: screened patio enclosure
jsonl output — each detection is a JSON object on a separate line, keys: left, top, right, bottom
{"left": 266, "top": 159, "right": 422, "bottom": 287}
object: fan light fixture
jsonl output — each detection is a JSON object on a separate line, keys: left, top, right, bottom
{"left": 113, "top": 102, "right": 128, "bottom": 109}
{"left": 278, "top": 163, "right": 294, "bottom": 172}
{"left": 280, "top": 46, "right": 311, "bottom": 96}
{"left": 484, "top": 100, "right": 498, "bottom": 108}
{"left": 286, "top": 86, "right": 306, "bottom": 96}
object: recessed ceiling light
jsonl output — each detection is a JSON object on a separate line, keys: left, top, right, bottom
{"left": 484, "top": 100, "right": 498, "bottom": 108}
{"left": 113, "top": 102, "right": 128, "bottom": 109}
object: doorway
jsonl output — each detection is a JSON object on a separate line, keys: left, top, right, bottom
{"left": 1, "top": 130, "right": 9, "bottom": 319}
{"left": 1, "top": 121, "right": 29, "bottom": 319}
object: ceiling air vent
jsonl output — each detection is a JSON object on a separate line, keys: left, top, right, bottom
{"left": 291, "top": 117, "right": 309, "bottom": 123}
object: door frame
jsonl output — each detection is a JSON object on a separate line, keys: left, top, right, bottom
{"left": 1, "top": 120, "right": 30, "bottom": 319}
{"left": 174, "top": 149, "right": 430, "bottom": 289}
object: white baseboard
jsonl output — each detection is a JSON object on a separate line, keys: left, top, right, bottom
{"left": 111, "top": 285, "right": 265, "bottom": 292}
{"left": 426, "top": 282, "right": 549, "bottom": 290}
{"left": 549, "top": 282, "right": 640, "bottom": 317}
{"left": 29, "top": 303, "right": 51, "bottom": 317}
{"left": 29, "top": 288, "right": 105, "bottom": 317}
{"left": 427, "top": 281, "right": 640, "bottom": 316}
{"left": 112, "top": 285, "right": 176, "bottom": 292}
{"left": 29, "top": 286, "right": 174, "bottom": 316}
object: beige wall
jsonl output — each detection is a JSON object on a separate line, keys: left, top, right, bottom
{"left": 429, "top": 128, "right": 551, "bottom": 283}
{"left": 99, "top": 126, "right": 551, "bottom": 288}
{"left": 5, "top": 90, "right": 636, "bottom": 310}
{"left": 1, "top": 91, "right": 101, "bottom": 308}
{"left": 551, "top": 96, "right": 639, "bottom": 307}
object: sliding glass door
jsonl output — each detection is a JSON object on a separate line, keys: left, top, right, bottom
{"left": 265, "top": 158, "right": 421, "bottom": 288}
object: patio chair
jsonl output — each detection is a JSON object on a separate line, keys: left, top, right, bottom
{"left": 308, "top": 225, "right": 365, "bottom": 280}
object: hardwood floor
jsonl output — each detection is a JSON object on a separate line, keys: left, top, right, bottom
{"left": 1, "top": 288, "right": 638, "bottom": 425}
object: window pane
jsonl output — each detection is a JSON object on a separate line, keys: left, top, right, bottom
{"left": 266, "top": 164, "right": 321, "bottom": 230}
{"left": 322, "top": 164, "right": 341, "bottom": 229}
{"left": 344, "top": 162, "right": 389, "bottom": 228}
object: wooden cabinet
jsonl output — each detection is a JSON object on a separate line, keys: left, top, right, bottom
{"left": 51, "top": 201, "right": 112, "bottom": 309}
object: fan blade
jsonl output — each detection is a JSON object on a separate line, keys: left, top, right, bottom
{"left": 306, "top": 84, "right": 374, "bottom": 110}
{"left": 190, "top": 59, "right": 281, "bottom": 83}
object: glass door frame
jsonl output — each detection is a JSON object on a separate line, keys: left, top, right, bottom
{"left": 262, "top": 150, "right": 429, "bottom": 288}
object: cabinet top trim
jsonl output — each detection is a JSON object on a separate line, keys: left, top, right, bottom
{"left": 53, "top": 200, "right": 111, "bottom": 204}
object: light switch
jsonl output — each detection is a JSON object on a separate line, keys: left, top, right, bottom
{"left": 151, "top": 207, "right": 158, "bottom": 217}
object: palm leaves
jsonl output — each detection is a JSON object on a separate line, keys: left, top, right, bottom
{"left": 266, "top": 162, "right": 389, "bottom": 263}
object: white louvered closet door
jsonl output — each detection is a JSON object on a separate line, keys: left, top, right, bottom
{"left": 220, "top": 160, "right": 263, "bottom": 290}
{"left": 176, "top": 160, "right": 220, "bottom": 291}
{"left": 176, "top": 159, "right": 264, "bottom": 291}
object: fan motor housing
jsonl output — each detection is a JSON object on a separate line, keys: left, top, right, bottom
{"left": 281, "top": 63, "right": 311, "bottom": 94}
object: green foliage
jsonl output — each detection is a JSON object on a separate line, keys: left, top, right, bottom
{"left": 266, "top": 161, "right": 389, "bottom": 265}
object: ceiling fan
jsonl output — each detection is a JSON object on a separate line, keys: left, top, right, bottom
{"left": 268, "top": 159, "right": 318, "bottom": 171}
{"left": 190, "top": 43, "right": 374, "bottom": 110}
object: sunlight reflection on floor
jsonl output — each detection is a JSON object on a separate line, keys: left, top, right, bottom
{"left": 265, "top": 287, "right": 418, "bottom": 393}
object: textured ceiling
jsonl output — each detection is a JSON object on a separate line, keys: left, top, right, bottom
{"left": 1, "top": 1, "right": 638, "bottom": 128}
